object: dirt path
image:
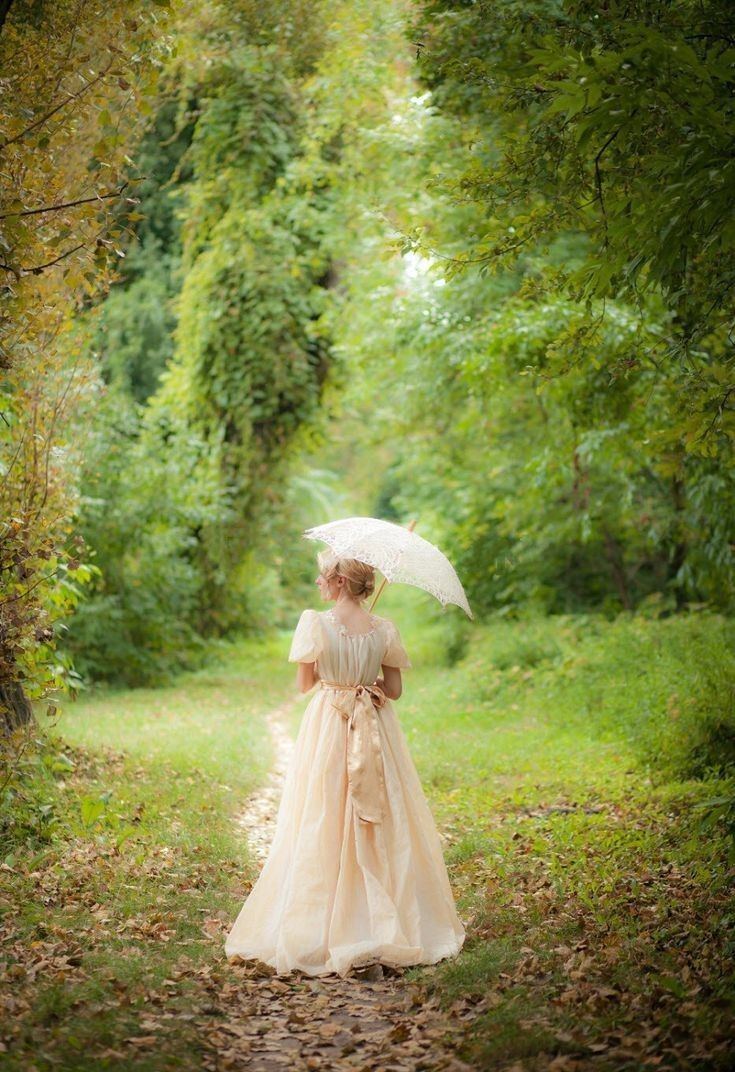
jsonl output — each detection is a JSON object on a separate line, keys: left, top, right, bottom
{"left": 233, "top": 697, "right": 297, "bottom": 864}
{"left": 206, "top": 697, "right": 474, "bottom": 1072}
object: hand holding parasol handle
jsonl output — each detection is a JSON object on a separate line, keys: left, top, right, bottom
{"left": 368, "top": 518, "right": 417, "bottom": 613}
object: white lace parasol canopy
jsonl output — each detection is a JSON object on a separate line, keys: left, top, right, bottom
{"left": 303, "top": 516, "right": 473, "bottom": 619}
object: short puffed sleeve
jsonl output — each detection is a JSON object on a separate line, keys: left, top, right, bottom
{"left": 381, "top": 619, "right": 412, "bottom": 669}
{"left": 288, "top": 609, "right": 322, "bottom": 664}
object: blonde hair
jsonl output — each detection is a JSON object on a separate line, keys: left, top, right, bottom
{"left": 318, "top": 550, "right": 376, "bottom": 603}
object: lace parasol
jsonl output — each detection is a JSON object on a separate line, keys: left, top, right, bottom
{"left": 303, "top": 516, "right": 473, "bottom": 619}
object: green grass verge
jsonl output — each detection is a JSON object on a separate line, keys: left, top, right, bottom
{"left": 393, "top": 605, "right": 735, "bottom": 1070}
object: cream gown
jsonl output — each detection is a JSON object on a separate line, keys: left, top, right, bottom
{"left": 224, "top": 607, "right": 466, "bottom": 977}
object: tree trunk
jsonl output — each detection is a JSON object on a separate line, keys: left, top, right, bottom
{"left": 669, "top": 474, "right": 688, "bottom": 608}
{"left": 0, "top": 0, "right": 16, "bottom": 34}
{"left": 603, "top": 527, "right": 632, "bottom": 610}
{"left": 0, "top": 680, "right": 34, "bottom": 734}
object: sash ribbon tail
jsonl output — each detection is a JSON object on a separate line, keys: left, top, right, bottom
{"left": 319, "top": 681, "right": 387, "bottom": 824}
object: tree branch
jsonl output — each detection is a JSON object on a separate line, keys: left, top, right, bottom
{"left": 0, "top": 243, "right": 85, "bottom": 278}
{"left": 0, "top": 567, "right": 61, "bottom": 609}
{"left": 0, "top": 60, "right": 115, "bottom": 151}
{"left": 594, "top": 127, "right": 622, "bottom": 240}
{"left": 0, "top": 181, "right": 130, "bottom": 220}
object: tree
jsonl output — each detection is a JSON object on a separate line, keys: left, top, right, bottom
{"left": 396, "top": 0, "right": 735, "bottom": 609}
{"left": 0, "top": 0, "right": 173, "bottom": 726}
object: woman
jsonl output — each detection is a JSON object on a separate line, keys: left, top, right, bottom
{"left": 224, "top": 550, "right": 465, "bottom": 977}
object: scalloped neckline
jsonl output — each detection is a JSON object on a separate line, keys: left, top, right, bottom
{"left": 324, "top": 608, "right": 379, "bottom": 638}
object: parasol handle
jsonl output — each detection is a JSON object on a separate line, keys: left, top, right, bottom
{"left": 368, "top": 518, "right": 417, "bottom": 613}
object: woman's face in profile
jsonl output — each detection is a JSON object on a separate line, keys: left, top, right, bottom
{"left": 315, "top": 570, "right": 337, "bottom": 601}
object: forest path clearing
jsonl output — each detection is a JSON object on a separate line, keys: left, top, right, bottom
{"left": 7, "top": 618, "right": 732, "bottom": 1071}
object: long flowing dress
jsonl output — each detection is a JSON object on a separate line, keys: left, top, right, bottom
{"left": 224, "top": 607, "right": 466, "bottom": 977}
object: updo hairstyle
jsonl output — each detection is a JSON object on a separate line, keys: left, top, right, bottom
{"left": 318, "top": 550, "right": 376, "bottom": 603}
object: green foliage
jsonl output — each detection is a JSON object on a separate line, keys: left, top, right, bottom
{"left": 63, "top": 0, "right": 418, "bottom": 679}
{"left": 87, "top": 246, "right": 178, "bottom": 403}
{"left": 89, "top": 96, "right": 195, "bottom": 403}
{"left": 320, "top": 0, "right": 735, "bottom": 617}
{"left": 413, "top": 0, "right": 735, "bottom": 338}
{"left": 180, "top": 43, "right": 302, "bottom": 260}
{"left": 63, "top": 383, "right": 225, "bottom": 685}
{"left": 439, "top": 11, "right": 729, "bottom": 340}
{"left": 13, "top": 0, "right": 734, "bottom": 690}
{"left": 0, "top": 0, "right": 174, "bottom": 715}
{"left": 459, "top": 607, "right": 735, "bottom": 782}
{"left": 1, "top": 726, "right": 71, "bottom": 857}
{"left": 335, "top": 232, "right": 735, "bottom": 615}
{"left": 59, "top": 8, "right": 347, "bottom": 681}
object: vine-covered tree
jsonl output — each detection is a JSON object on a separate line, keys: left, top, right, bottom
{"left": 63, "top": 4, "right": 341, "bottom": 680}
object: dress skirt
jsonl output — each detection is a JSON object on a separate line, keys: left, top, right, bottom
{"left": 224, "top": 607, "right": 466, "bottom": 977}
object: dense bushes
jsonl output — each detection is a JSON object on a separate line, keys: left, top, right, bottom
{"left": 460, "top": 608, "right": 735, "bottom": 782}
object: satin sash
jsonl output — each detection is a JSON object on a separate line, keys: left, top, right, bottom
{"left": 318, "top": 680, "right": 388, "bottom": 824}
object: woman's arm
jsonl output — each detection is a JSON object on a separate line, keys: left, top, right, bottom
{"left": 378, "top": 664, "right": 402, "bottom": 700}
{"left": 296, "top": 661, "right": 318, "bottom": 693}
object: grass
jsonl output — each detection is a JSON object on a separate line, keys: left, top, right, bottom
{"left": 1, "top": 601, "right": 734, "bottom": 1070}
{"left": 392, "top": 602, "right": 735, "bottom": 1070}
{"left": 0, "top": 632, "right": 294, "bottom": 1071}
